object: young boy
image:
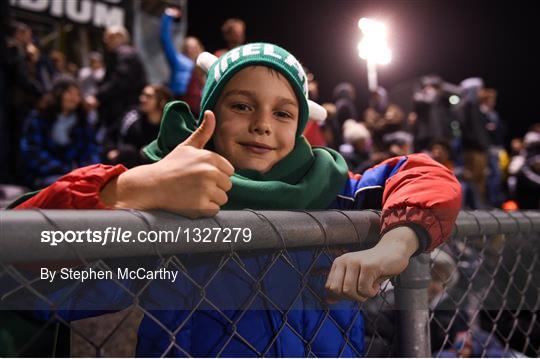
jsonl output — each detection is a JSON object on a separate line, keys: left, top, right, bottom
{"left": 12, "top": 43, "right": 461, "bottom": 356}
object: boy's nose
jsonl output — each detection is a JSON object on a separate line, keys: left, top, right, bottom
{"left": 252, "top": 125, "right": 270, "bottom": 136}
{"left": 250, "top": 113, "right": 272, "bottom": 135}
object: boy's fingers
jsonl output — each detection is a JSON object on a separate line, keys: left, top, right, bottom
{"left": 210, "top": 154, "right": 235, "bottom": 177}
{"left": 193, "top": 202, "right": 220, "bottom": 218}
{"left": 342, "top": 264, "right": 366, "bottom": 302}
{"left": 214, "top": 171, "right": 233, "bottom": 192}
{"left": 182, "top": 110, "right": 216, "bottom": 149}
{"left": 325, "top": 260, "right": 345, "bottom": 298}
{"left": 209, "top": 187, "right": 228, "bottom": 206}
{"left": 357, "top": 268, "right": 379, "bottom": 298}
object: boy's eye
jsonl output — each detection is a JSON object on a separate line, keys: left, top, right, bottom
{"left": 275, "top": 111, "right": 293, "bottom": 120}
{"left": 231, "top": 103, "right": 252, "bottom": 112}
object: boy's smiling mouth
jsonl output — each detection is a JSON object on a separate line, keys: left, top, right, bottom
{"left": 239, "top": 141, "right": 275, "bottom": 154}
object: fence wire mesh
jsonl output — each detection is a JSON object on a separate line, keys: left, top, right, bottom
{"left": 0, "top": 209, "right": 539, "bottom": 357}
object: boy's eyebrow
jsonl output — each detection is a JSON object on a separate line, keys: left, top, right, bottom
{"left": 275, "top": 96, "right": 298, "bottom": 108}
{"left": 222, "top": 90, "right": 298, "bottom": 107}
{"left": 221, "top": 89, "right": 256, "bottom": 100}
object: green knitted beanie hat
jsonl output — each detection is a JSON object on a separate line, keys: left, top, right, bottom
{"left": 196, "top": 42, "right": 326, "bottom": 136}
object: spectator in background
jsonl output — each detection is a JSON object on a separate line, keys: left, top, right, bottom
{"left": 428, "top": 139, "right": 480, "bottom": 209}
{"left": 429, "top": 139, "right": 454, "bottom": 171}
{"left": 340, "top": 119, "right": 372, "bottom": 173}
{"left": 78, "top": 52, "right": 105, "bottom": 97}
{"left": 20, "top": 76, "right": 101, "bottom": 189}
{"left": 478, "top": 88, "right": 506, "bottom": 207}
{"left": 363, "top": 86, "right": 389, "bottom": 145}
{"left": 160, "top": 6, "right": 205, "bottom": 117}
{"left": 510, "top": 137, "right": 524, "bottom": 157}
{"left": 48, "top": 49, "right": 79, "bottom": 79}
{"left": 77, "top": 52, "right": 105, "bottom": 129}
{"left": 458, "top": 77, "right": 490, "bottom": 207}
{"left": 364, "top": 86, "right": 406, "bottom": 152}
{"left": 32, "top": 47, "right": 55, "bottom": 92}
{"left": 179, "top": 36, "right": 205, "bottom": 117}
{"left": 321, "top": 102, "right": 341, "bottom": 150}
{"left": 428, "top": 249, "right": 467, "bottom": 356}
{"left": 5, "top": 21, "right": 44, "bottom": 183}
{"left": 49, "top": 50, "right": 67, "bottom": 76}
{"left": 86, "top": 25, "right": 147, "bottom": 151}
{"left": 333, "top": 82, "right": 359, "bottom": 135}
{"left": 410, "top": 75, "right": 456, "bottom": 153}
{"left": 214, "top": 18, "right": 246, "bottom": 57}
{"left": 160, "top": 7, "right": 193, "bottom": 97}
{"left": 512, "top": 128, "right": 540, "bottom": 209}
{"left": 479, "top": 89, "right": 505, "bottom": 148}
{"left": 507, "top": 136, "right": 527, "bottom": 181}
{"left": 106, "top": 84, "right": 173, "bottom": 168}
{"left": 382, "top": 130, "right": 413, "bottom": 157}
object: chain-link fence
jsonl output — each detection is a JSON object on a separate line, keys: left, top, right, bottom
{"left": 1, "top": 209, "right": 539, "bottom": 357}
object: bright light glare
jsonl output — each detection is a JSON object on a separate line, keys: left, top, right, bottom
{"left": 449, "top": 95, "right": 460, "bottom": 105}
{"left": 358, "top": 18, "right": 387, "bottom": 37}
{"left": 357, "top": 17, "right": 392, "bottom": 65}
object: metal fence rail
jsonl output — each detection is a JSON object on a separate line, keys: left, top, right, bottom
{"left": 1, "top": 209, "right": 539, "bottom": 357}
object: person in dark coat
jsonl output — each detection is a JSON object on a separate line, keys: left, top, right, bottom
{"left": 106, "top": 84, "right": 173, "bottom": 168}
{"left": 4, "top": 22, "right": 44, "bottom": 183}
{"left": 458, "top": 78, "right": 491, "bottom": 205}
{"left": 86, "top": 26, "right": 148, "bottom": 150}
{"left": 514, "top": 129, "right": 540, "bottom": 209}
{"left": 333, "top": 82, "right": 359, "bottom": 140}
{"left": 364, "top": 86, "right": 406, "bottom": 152}
{"left": 411, "top": 75, "right": 456, "bottom": 153}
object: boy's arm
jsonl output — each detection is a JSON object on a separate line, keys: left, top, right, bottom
{"left": 14, "top": 111, "right": 233, "bottom": 215}
{"left": 14, "top": 164, "right": 127, "bottom": 210}
{"left": 326, "top": 153, "right": 461, "bottom": 302}
{"left": 379, "top": 153, "right": 462, "bottom": 252}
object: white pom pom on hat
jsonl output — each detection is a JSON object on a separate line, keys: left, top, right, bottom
{"left": 307, "top": 100, "right": 327, "bottom": 123}
{"left": 196, "top": 52, "right": 218, "bottom": 74}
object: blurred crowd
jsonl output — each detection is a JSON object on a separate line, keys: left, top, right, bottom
{"left": 1, "top": 9, "right": 539, "bottom": 213}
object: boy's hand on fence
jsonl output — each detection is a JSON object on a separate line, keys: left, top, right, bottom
{"left": 100, "top": 110, "right": 234, "bottom": 218}
{"left": 325, "top": 226, "right": 419, "bottom": 303}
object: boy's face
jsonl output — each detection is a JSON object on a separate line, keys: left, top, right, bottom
{"left": 214, "top": 66, "right": 299, "bottom": 174}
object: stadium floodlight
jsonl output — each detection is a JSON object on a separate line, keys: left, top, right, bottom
{"left": 357, "top": 17, "right": 392, "bottom": 91}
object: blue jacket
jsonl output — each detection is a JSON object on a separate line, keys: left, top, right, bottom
{"left": 20, "top": 110, "right": 101, "bottom": 189}
{"left": 160, "top": 14, "right": 194, "bottom": 96}
{"left": 11, "top": 154, "right": 460, "bottom": 357}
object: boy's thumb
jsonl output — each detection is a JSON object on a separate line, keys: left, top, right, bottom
{"left": 181, "top": 110, "right": 216, "bottom": 149}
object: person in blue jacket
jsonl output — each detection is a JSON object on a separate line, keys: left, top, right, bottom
{"left": 19, "top": 75, "right": 101, "bottom": 189}
{"left": 160, "top": 7, "right": 205, "bottom": 115}
{"left": 11, "top": 43, "right": 461, "bottom": 357}
{"left": 160, "top": 7, "right": 195, "bottom": 97}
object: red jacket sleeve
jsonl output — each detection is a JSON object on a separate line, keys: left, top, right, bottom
{"left": 379, "top": 153, "right": 462, "bottom": 252}
{"left": 14, "top": 164, "right": 127, "bottom": 210}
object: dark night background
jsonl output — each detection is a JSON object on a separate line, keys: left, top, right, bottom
{"left": 187, "top": 0, "right": 538, "bottom": 143}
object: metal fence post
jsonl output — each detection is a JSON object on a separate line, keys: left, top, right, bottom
{"left": 394, "top": 253, "right": 432, "bottom": 357}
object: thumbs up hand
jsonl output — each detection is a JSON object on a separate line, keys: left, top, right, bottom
{"left": 100, "top": 111, "right": 234, "bottom": 218}
{"left": 175, "top": 109, "right": 218, "bottom": 149}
